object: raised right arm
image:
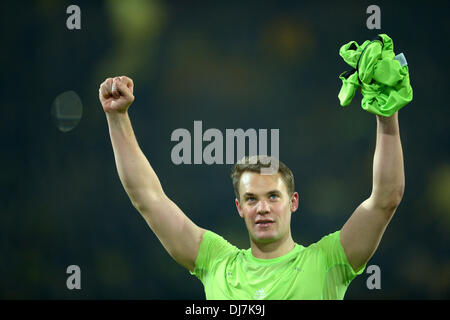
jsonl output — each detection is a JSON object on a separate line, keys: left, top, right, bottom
{"left": 99, "top": 76, "right": 206, "bottom": 272}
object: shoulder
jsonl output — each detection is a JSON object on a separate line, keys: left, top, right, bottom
{"left": 191, "top": 230, "right": 241, "bottom": 279}
{"left": 302, "top": 231, "right": 344, "bottom": 266}
{"left": 305, "top": 230, "right": 341, "bottom": 253}
{"left": 202, "top": 230, "right": 239, "bottom": 247}
{"left": 198, "top": 230, "right": 241, "bottom": 260}
{"left": 308, "top": 230, "right": 365, "bottom": 275}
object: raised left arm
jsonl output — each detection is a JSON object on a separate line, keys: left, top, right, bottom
{"left": 340, "top": 111, "right": 405, "bottom": 272}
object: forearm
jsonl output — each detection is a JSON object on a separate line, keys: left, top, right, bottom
{"left": 106, "top": 111, "right": 165, "bottom": 208}
{"left": 370, "top": 112, "right": 405, "bottom": 210}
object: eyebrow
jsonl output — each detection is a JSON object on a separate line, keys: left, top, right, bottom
{"left": 243, "top": 190, "right": 282, "bottom": 198}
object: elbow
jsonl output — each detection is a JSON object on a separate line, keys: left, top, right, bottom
{"left": 390, "top": 185, "right": 405, "bottom": 208}
{"left": 389, "top": 192, "right": 404, "bottom": 214}
{"left": 127, "top": 188, "right": 166, "bottom": 213}
{"left": 394, "top": 184, "right": 405, "bottom": 207}
{"left": 371, "top": 185, "right": 405, "bottom": 213}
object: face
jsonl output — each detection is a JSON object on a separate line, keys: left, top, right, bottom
{"left": 235, "top": 172, "right": 299, "bottom": 245}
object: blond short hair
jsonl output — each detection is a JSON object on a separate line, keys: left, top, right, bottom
{"left": 230, "top": 155, "right": 294, "bottom": 201}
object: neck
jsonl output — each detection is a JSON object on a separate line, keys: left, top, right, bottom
{"left": 250, "top": 233, "right": 296, "bottom": 259}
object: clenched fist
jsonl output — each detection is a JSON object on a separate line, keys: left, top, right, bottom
{"left": 99, "top": 76, "right": 134, "bottom": 113}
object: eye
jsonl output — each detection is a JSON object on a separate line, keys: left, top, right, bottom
{"left": 269, "top": 194, "right": 279, "bottom": 200}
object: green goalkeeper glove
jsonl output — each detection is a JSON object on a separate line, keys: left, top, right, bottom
{"left": 338, "top": 34, "right": 413, "bottom": 117}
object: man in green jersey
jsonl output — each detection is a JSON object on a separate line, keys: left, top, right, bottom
{"left": 99, "top": 75, "right": 404, "bottom": 299}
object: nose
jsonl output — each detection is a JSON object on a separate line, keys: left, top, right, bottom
{"left": 256, "top": 200, "right": 270, "bottom": 214}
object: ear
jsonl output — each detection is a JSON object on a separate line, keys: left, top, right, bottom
{"left": 290, "top": 192, "right": 300, "bottom": 213}
{"left": 235, "top": 198, "right": 244, "bottom": 218}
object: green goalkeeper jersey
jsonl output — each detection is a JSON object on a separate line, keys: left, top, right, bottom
{"left": 190, "top": 230, "right": 365, "bottom": 300}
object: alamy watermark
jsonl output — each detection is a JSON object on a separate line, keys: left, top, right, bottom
{"left": 366, "top": 5, "right": 381, "bottom": 30}
{"left": 170, "top": 121, "right": 279, "bottom": 174}
{"left": 66, "top": 265, "right": 81, "bottom": 290}
{"left": 366, "top": 264, "right": 381, "bottom": 290}
{"left": 66, "top": 5, "right": 81, "bottom": 30}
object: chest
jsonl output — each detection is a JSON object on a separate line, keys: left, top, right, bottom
{"left": 208, "top": 255, "right": 326, "bottom": 299}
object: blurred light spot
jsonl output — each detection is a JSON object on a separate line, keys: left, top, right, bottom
{"left": 51, "top": 91, "right": 83, "bottom": 132}
{"left": 261, "top": 16, "right": 316, "bottom": 62}
{"left": 96, "top": 0, "right": 167, "bottom": 82}
{"left": 106, "top": 0, "right": 166, "bottom": 42}
{"left": 427, "top": 164, "right": 450, "bottom": 227}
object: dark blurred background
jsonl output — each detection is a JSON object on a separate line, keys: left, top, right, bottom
{"left": 1, "top": 0, "right": 449, "bottom": 299}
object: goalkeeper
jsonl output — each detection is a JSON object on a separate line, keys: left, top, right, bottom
{"left": 98, "top": 35, "right": 408, "bottom": 299}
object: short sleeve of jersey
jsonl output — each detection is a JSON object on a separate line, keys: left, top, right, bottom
{"left": 189, "top": 230, "right": 239, "bottom": 284}
{"left": 316, "top": 230, "right": 366, "bottom": 299}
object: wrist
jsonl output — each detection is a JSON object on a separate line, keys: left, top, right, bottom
{"left": 376, "top": 112, "right": 399, "bottom": 135}
{"left": 106, "top": 109, "right": 129, "bottom": 120}
{"left": 105, "top": 110, "right": 131, "bottom": 129}
{"left": 376, "top": 111, "right": 397, "bottom": 122}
